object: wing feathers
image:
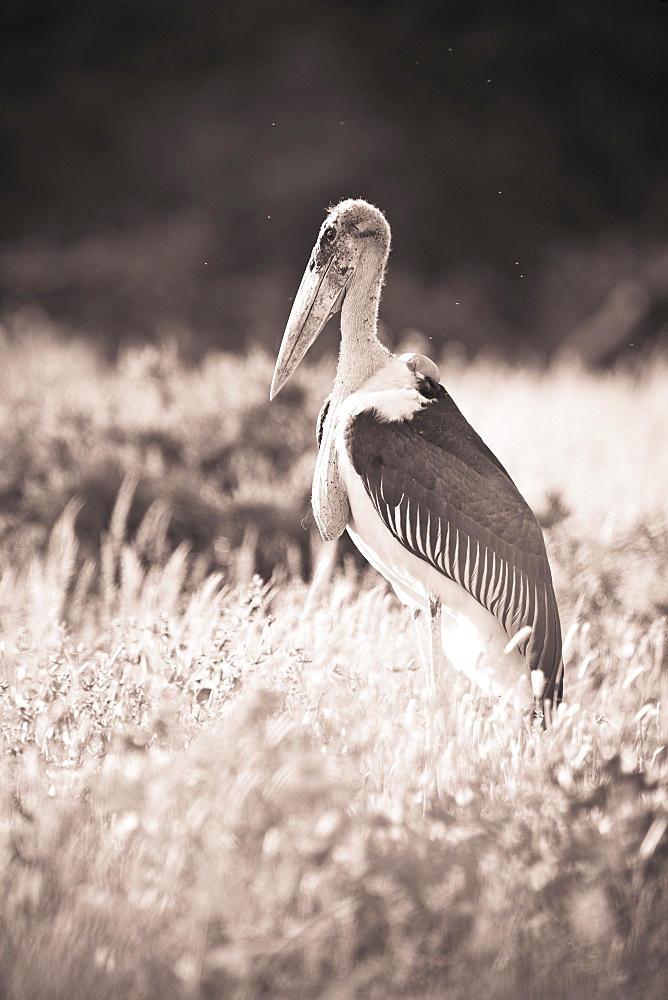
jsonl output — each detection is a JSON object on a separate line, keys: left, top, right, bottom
{"left": 345, "top": 400, "right": 563, "bottom": 686}
{"left": 451, "top": 528, "right": 461, "bottom": 587}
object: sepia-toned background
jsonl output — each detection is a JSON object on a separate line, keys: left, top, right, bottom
{"left": 1, "top": 6, "right": 668, "bottom": 998}
{"left": 1, "top": 0, "right": 667, "bottom": 362}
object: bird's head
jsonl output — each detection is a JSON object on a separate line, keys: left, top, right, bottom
{"left": 270, "top": 199, "right": 391, "bottom": 399}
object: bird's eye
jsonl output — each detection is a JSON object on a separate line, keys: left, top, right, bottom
{"left": 324, "top": 226, "right": 336, "bottom": 242}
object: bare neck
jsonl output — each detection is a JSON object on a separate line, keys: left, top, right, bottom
{"left": 332, "top": 248, "right": 390, "bottom": 400}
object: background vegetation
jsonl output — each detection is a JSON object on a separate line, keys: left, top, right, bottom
{"left": 1, "top": 0, "right": 667, "bottom": 360}
{"left": 0, "top": 327, "right": 666, "bottom": 998}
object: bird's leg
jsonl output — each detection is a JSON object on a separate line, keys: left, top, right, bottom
{"left": 531, "top": 668, "right": 548, "bottom": 730}
{"left": 429, "top": 595, "right": 442, "bottom": 698}
{"left": 412, "top": 596, "right": 443, "bottom": 693}
{"left": 532, "top": 697, "right": 545, "bottom": 729}
{"left": 412, "top": 606, "right": 432, "bottom": 696}
{"left": 412, "top": 596, "right": 443, "bottom": 804}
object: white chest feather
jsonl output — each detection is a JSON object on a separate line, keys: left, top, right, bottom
{"left": 339, "top": 358, "right": 433, "bottom": 423}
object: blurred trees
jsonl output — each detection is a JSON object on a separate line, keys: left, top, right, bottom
{"left": 1, "top": 0, "right": 667, "bottom": 359}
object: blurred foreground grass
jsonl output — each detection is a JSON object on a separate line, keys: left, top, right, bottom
{"left": 0, "top": 325, "right": 667, "bottom": 999}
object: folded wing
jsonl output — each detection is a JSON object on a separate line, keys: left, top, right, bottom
{"left": 344, "top": 389, "right": 563, "bottom": 704}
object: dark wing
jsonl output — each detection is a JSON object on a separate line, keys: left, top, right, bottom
{"left": 345, "top": 390, "right": 563, "bottom": 700}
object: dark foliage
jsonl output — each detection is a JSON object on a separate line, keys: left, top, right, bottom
{"left": 1, "top": 1, "right": 667, "bottom": 358}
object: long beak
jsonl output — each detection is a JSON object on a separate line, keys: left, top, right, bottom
{"left": 270, "top": 255, "right": 351, "bottom": 399}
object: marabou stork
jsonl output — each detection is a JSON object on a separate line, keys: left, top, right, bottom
{"left": 270, "top": 199, "right": 563, "bottom": 724}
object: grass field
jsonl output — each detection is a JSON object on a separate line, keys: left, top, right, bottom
{"left": 0, "top": 324, "right": 667, "bottom": 999}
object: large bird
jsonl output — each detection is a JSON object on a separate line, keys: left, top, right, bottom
{"left": 270, "top": 199, "right": 563, "bottom": 724}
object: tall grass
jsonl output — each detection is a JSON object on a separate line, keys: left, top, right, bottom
{"left": 0, "top": 326, "right": 666, "bottom": 998}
